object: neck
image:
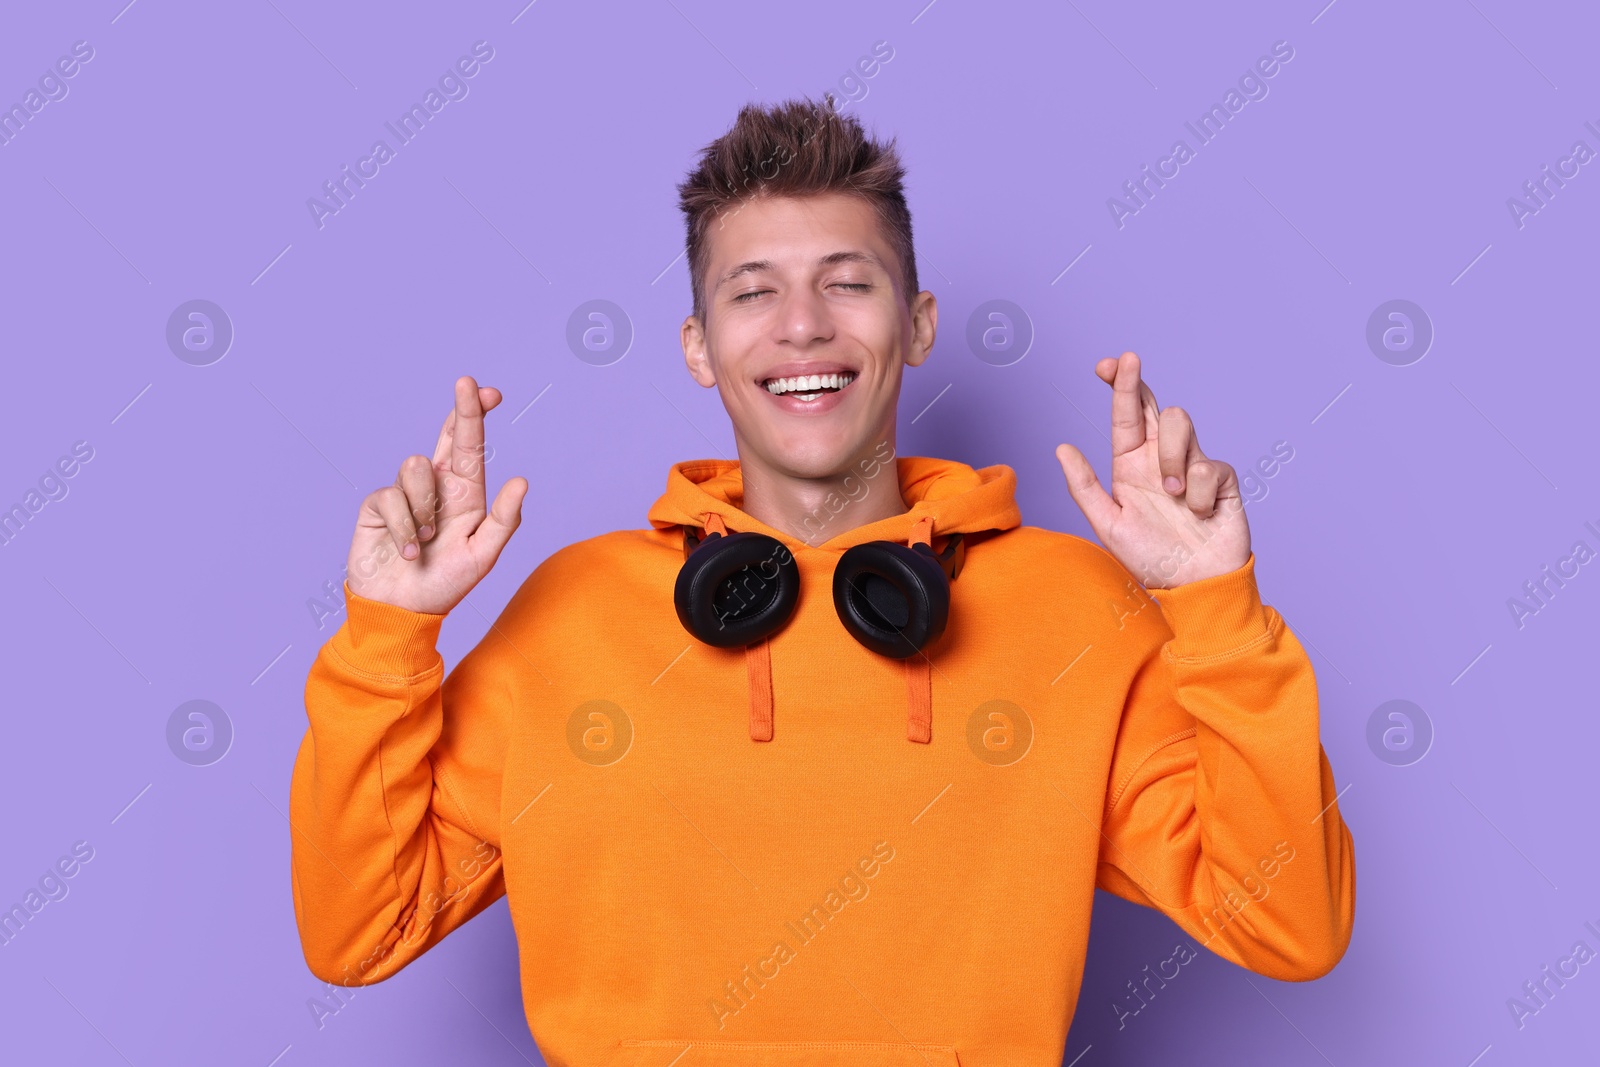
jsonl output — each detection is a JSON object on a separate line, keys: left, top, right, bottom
{"left": 737, "top": 440, "right": 908, "bottom": 546}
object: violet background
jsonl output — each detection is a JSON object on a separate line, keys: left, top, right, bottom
{"left": 2, "top": 0, "right": 1597, "bottom": 1064}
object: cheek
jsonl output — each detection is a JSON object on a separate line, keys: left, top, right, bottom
{"left": 846, "top": 309, "right": 905, "bottom": 370}
{"left": 701, "top": 330, "right": 755, "bottom": 388}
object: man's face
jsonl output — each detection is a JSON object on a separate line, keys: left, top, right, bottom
{"left": 681, "top": 192, "right": 937, "bottom": 480}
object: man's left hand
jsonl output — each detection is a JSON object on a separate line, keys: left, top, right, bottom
{"left": 1055, "top": 351, "right": 1251, "bottom": 589}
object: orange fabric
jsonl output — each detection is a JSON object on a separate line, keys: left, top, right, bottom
{"left": 290, "top": 456, "right": 1356, "bottom": 1067}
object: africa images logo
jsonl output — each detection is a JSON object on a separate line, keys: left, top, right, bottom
{"left": 1106, "top": 40, "right": 1296, "bottom": 229}
{"left": 707, "top": 841, "right": 895, "bottom": 1029}
{"left": 306, "top": 41, "right": 496, "bottom": 229}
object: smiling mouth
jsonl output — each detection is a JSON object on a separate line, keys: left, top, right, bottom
{"left": 762, "top": 372, "right": 857, "bottom": 402}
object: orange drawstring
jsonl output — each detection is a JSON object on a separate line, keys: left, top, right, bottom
{"left": 905, "top": 514, "right": 937, "bottom": 743}
{"left": 906, "top": 657, "right": 933, "bottom": 744}
{"left": 702, "top": 512, "right": 773, "bottom": 742}
{"left": 746, "top": 638, "right": 774, "bottom": 742}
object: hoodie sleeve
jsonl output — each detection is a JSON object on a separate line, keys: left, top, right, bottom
{"left": 288, "top": 581, "right": 520, "bottom": 986}
{"left": 1094, "top": 553, "right": 1355, "bottom": 981}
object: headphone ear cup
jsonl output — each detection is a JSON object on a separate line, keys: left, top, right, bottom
{"left": 674, "top": 531, "right": 800, "bottom": 648}
{"left": 833, "top": 541, "right": 951, "bottom": 659}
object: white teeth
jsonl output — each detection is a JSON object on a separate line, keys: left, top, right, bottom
{"left": 764, "top": 372, "right": 856, "bottom": 396}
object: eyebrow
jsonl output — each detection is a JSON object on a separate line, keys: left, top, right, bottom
{"left": 715, "top": 250, "right": 883, "bottom": 292}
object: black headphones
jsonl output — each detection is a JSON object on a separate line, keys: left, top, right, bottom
{"left": 673, "top": 518, "right": 965, "bottom": 660}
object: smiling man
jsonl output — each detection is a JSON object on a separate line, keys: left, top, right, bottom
{"left": 289, "top": 96, "right": 1355, "bottom": 1066}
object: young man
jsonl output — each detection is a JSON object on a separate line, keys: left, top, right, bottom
{"left": 290, "top": 97, "right": 1354, "bottom": 1066}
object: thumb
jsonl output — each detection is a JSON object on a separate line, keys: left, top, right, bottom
{"left": 469, "top": 476, "right": 529, "bottom": 564}
{"left": 1055, "top": 443, "right": 1118, "bottom": 535}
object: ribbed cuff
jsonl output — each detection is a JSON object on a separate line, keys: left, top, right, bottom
{"left": 1150, "top": 553, "right": 1272, "bottom": 660}
{"left": 332, "top": 581, "right": 448, "bottom": 679}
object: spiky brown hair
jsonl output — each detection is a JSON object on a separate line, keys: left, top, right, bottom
{"left": 676, "top": 93, "right": 919, "bottom": 323}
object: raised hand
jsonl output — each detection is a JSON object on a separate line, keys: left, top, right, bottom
{"left": 1055, "top": 352, "right": 1250, "bottom": 589}
{"left": 346, "top": 376, "right": 529, "bottom": 614}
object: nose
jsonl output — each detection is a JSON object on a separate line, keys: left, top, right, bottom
{"left": 774, "top": 284, "right": 836, "bottom": 348}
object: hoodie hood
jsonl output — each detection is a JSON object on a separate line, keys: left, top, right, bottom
{"left": 647, "top": 455, "right": 1023, "bottom": 550}
{"left": 647, "top": 456, "right": 1023, "bottom": 744}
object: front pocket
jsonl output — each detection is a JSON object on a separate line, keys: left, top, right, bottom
{"left": 614, "top": 1039, "right": 962, "bottom": 1066}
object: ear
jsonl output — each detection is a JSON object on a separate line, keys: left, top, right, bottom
{"left": 904, "top": 290, "right": 937, "bottom": 369}
{"left": 681, "top": 314, "right": 717, "bottom": 387}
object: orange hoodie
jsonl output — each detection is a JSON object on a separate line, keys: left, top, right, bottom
{"left": 290, "top": 455, "right": 1355, "bottom": 1067}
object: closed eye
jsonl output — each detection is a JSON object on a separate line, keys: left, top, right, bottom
{"left": 732, "top": 283, "right": 872, "bottom": 303}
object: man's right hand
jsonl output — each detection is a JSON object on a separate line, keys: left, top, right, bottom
{"left": 346, "top": 375, "right": 529, "bottom": 615}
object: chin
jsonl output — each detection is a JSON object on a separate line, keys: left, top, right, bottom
{"left": 752, "top": 430, "right": 867, "bottom": 481}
